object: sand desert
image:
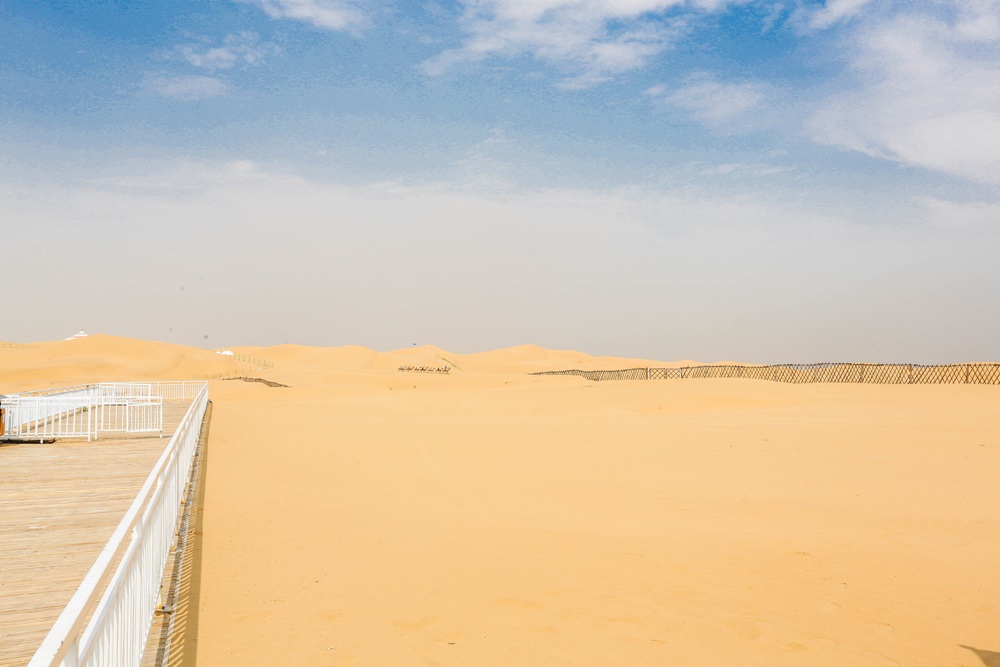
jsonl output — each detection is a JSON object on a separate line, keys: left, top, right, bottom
{"left": 1, "top": 335, "right": 999, "bottom": 666}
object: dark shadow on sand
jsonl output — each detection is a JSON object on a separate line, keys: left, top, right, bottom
{"left": 961, "top": 645, "right": 1000, "bottom": 667}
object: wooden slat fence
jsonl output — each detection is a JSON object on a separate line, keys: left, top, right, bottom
{"left": 229, "top": 353, "right": 274, "bottom": 368}
{"left": 531, "top": 363, "right": 1000, "bottom": 385}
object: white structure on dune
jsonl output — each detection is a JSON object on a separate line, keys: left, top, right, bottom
{"left": 64, "top": 329, "right": 89, "bottom": 341}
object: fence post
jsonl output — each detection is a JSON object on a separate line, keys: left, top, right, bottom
{"left": 646, "top": 367, "right": 650, "bottom": 381}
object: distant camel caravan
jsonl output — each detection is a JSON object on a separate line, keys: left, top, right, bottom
{"left": 398, "top": 365, "right": 451, "bottom": 374}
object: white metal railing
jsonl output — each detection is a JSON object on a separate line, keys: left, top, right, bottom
{"left": 28, "top": 382, "right": 210, "bottom": 667}
{"left": 1, "top": 382, "right": 207, "bottom": 442}
{"left": 97, "top": 383, "right": 153, "bottom": 399}
{"left": 147, "top": 381, "right": 208, "bottom": 401}
{"left": 7, "top": 384, "right": 110, "bottom": 400}
{"left": 11, "top": 384, "right": 94, "bottom": 398}
{"left": 1, "top": 391, "right": 161, "bottom": 442}
{"left": 0, "top": 396, "right": 95, "bottom": 440}
{"left": 92, "top": 397, "right": 164, "bottom": 435}
{"left": 11, "top": 382, "right": 207, "bottom": 400}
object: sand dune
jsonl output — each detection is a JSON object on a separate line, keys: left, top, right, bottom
{"left": 0, "top": 335, "right": 241, "bottom": 393}
{"left": 3, "top": 337, "right": 998, "bottom": 666}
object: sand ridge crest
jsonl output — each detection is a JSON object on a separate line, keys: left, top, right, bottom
{"left": 0, "top": 334, "right": 241, "bottom": 393}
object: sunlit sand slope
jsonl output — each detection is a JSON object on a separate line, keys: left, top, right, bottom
{"left": 195, "top": 344, "right": 999, "bottom": 667}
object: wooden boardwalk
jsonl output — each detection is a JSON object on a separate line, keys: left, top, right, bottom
{"left": 0, "top": 400, "right": 193, "bottom": 667}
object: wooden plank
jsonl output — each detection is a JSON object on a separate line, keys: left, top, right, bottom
{"left": 0, "top": 400, "right": 192, "bottom": 667}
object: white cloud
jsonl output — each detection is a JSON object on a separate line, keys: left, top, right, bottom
{"left": 647, "top": 72, "right": 775, "bottom": 131}
{"left": 695, "top": 161, "right": 795, "bottom": 176}
{"left": 798, "top": 0, "right": 876, "bottom": 30}
{"left": 242, "top": 0, "right": 368, "bottom": 31}
{"left": 953, "top": 0, "right": 1000, "bottom": 40}
{"left": 146, "top": 75, "right": 230, "bottom": 100}
{"left": 700, "top": 162, "right": 740, "bottom": 175}
{"left": 417, "top": 1, "right": 1000, "bottom": 187}
{"left": 808, "top": 3, "right": 1000, "bottom": 184}
{"left": 421, "top": 0, "right": 704, "bottom": 87}
{"left": 175, "top": 32, "right": 276, "bottom": 71}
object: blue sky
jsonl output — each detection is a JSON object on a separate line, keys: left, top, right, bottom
{"left": 1, "top": 0, "right": 998, "bottom": 362}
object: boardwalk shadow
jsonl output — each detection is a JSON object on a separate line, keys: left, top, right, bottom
{"left": 151, "top": 401, "right": 213, "bottom": 667}
{"left": 961, "top": 645, "right": 1000, "bottom": 667}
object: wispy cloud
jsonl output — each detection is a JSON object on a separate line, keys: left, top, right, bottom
{"left": 808, "top": 1, "right": 1000, "bottom": 184}
{"left": 695, "top": 161, "right": 796, "bottom": 177}
{"left": 240, "top": 0, "right": 368, "bottom": 32}
{"left": 145, "top": 75, "right": 230, "bottom": 100}
{"left": 953, "top": 0, "right": 1000, "bottom": 40}
{"left": 646, "top": 73, "right": 777, "bottom": 132}
{"left": 173, "top": 32, "right": 277, "bottom": 71}
{"left": 795, "top": 0, "right": 876, "bottom": 31}
{"left": 415, "top": 1, "right": 999, "bottom": 186}
{"left": 420, "top": 0, "right": 705, "bottom": 88}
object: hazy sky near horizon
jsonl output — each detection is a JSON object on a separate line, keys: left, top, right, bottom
{"left": 1, "top": 0, "right": 998, "bottom": 363}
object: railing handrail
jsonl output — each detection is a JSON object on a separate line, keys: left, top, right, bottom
{"left": 27, "top": 383, "right": 209, "bottom": 667}
{"left": 6, "top": 381, "right": 208, "bottom": 399}
{"left": 7, "top": 384, "right": 95, "bottom": 398}
{"left": 4, "top": 395, "right": 163, "bottom": 404}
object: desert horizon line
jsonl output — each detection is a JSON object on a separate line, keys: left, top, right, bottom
{"left": 2, "top": 333, "right": 996, "bottom": 368}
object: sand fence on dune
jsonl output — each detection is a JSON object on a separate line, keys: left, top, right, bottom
{"left": 532, "top": 362, "right": 1000, "bottom": 384}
